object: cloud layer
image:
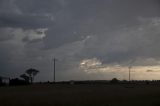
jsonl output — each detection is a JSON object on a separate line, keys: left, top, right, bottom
{"left": 1, "top": 0, "right": 160, "bottom": 81}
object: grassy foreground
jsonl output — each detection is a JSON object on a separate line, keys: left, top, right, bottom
{"left": 0, "top": 84, "right": 160, "bottom": 106}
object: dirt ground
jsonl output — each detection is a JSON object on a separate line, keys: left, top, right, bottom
{"left": 0, "top": 84, "right": 160, "bottom": 106}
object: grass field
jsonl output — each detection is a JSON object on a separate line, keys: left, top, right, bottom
{"left": 0, "top": 84, "right": 160, "bottom": 106}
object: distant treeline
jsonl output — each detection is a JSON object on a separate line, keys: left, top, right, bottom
{"left": 2, "top": 77, "right": 160, "bottom": 86}
{"left": 39, "top": 78, "right": 160, "bottom": 85}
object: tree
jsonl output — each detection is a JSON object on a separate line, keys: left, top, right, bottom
{"left": 110, "top": 78, "right": 119, "bottom": 84}
{"left": 20, "top": 74, "right": 29, "bottom": 83}
{"left": 0, "top": 76, "right": 2, "bottom": 85}
{"left": 25, "top": 68, "right": 39, "bottom": 83}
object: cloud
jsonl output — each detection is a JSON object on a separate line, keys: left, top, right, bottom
{"left": 0, "top": 0, "right": 22, "bottom": 14}
{"left": 41, "top": 16, "right": 160, "bottom": 80}
{"left": 80, "top": 58, "right": 102, "bottom": 73}
{"left": 0, "top": 27, "right": 48, "bottom": 77}
{"left": 22, "top": 28, "right": 48, "bottom": 42}
{"left": 47, "top": 16, "right": 160, "bottom": 80}
{"left": 0, "top": 13, "right": 54, "bottom": 29}
{"left": 0, "top": 27, "right": 15, "bottom": 41}
{"left": 146, "top": 70, "right": 154, "bottom": 72}
{"left": 71, "top": 17, "right": 160, "bottom": 66}
{"left": 1, "top": 0, "right": 160, "bottom": 81}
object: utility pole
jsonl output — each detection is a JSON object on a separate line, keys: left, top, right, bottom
{"left": 128, "top": 66, "right": 132, "bottom": 82}
{"left": 53, "top": 58, "right": 56, "bottom": 83}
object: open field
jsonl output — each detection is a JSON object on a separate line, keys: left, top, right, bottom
{"left": 1, "top": 84, "right": 160, "bottom": 106}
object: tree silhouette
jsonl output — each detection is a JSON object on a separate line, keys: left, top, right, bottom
{"left": 20, "top": 74, "right": 29, "bottom": 83}
{"left": 0, "top": 77, "right": 2, "bottom": 85}
{"left": 25, "top": 68, "right": 39, "bottom": 83}
{"left": 110, "top": 78, "right": 119, "bottom": 84}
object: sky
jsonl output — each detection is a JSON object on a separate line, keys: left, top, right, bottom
{"left": 1, "top": 0, "right": 160, "bottom": 81}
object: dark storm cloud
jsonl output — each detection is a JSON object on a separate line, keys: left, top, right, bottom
{"left": 0, "top": 13, "right": 54, "bottom": 29}
{"left": 1, "top": 0, "right": 160, "bottom": 48}
{"left": 0, "top": 0, "right": 57, "bottom": 29}
{"left": 76, "top": 19, "right": 160, "bottom": 65}
{"left": 1, "top": 0, "right": 160, "bottom": 81}
{"left": 43, "top": 0, "right": 160, "bottom": 49}
{"left": 1, "top": 0, "right": 160, "bottom": 47}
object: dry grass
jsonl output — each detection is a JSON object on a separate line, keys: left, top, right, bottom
{"left": 0, "top": 84, "right": 160, "bottom": 106}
